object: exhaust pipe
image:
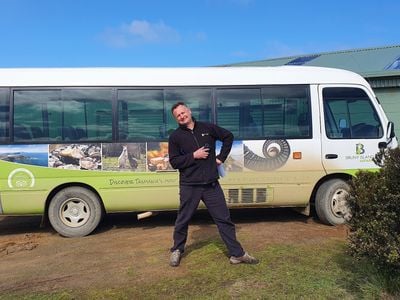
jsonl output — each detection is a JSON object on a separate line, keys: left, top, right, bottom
{"left": 137, "top": 211, "right": 157, "bottom": 220}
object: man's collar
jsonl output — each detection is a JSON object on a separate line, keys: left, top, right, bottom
{"left": 179, "top": 117, "right": 196, "bottom": 130}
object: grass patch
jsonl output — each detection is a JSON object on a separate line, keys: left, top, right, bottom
{"left": 2, "top": 240, "right": 400, "bottom": 299}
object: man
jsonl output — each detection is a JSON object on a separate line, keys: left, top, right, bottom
{"left": 168, "top": 102, "right": 259, "bottom": 267}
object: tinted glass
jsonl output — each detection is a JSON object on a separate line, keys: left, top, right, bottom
{"left": 0, "top": 89, "right": 10, "bottom": 142}
{"left": 118, "top": 89, "right": 164, "bottom": 141}
{"left": 262, "top": 86, "right": 311, "bottom": 138}
{"left": 323, "top": 87, "right": 382, "bottom": 139}
{"left": 63, "top": 89, "right": 112, "bottom": 141}
{"left": 216, "top": 86, "right": 311, "bottom": 139}
{"left": 216, "top": 88, "right": 261, "bottom": 138}
{"left": 13, "top": 89, "right": 112, "bottom": 142}
{"left": 14, "top": 90, "right": 61, "bottom": 142}
{"left": 165, "top": 88, "right": 212, "bottom": 135}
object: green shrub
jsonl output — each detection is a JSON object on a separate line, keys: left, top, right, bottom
{"left": 348, "top": 147, "right": 400, "bottom": 272}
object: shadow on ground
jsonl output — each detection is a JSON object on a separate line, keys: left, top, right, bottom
{"left": 0, "top": 207, "right": 311, "bottom": 237}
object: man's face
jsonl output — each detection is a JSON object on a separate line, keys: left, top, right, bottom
{"left": 172, "top": 105, "right": 193, "bottom": 126}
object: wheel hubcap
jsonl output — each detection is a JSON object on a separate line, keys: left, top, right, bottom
{"left": 331, "top": 188, "right": 351, "bottom": 220}
{"left": 60, "top": 198, "right": 90, "bottom": 228}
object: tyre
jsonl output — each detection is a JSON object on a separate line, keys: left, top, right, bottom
{"left": 315, "top": 179, "right": 351, "bottom": 225}
{"left": 48, "top": 187, "right": 103, "bottom": 237}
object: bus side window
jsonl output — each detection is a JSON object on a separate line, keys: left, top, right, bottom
{"left": 117, "top": 89, "right": 164, "bottom": 141}
{"left": 216, "top": 86, "right": 311, "bottom": 139}
{"left": 13, "top": 89, "right": 112, "bottom": 143}
{"left": 63, "top": 126, "right": 78, "bottom": 141}
{"left": 14, "top": 125, "right": 32, "bottom": 141}
{"left": 242, "top": 114, "right": 261, "bottom": 138}
{"left": 165, "top": 88, "right": 212, "bottom": 138}
{"left": 75, "top": 127, "right": 87, "bottom": 140}
{"left": 298, "top": 113, "right": 310, "bottom": 137}
{"left": 261, "top": 86, "right": 311, "bottom": 139}
{"left": 338, "top": 119, "right": 350, "bottom": 138}
{"left": 216, "top": 88, "right": 261, "bottom": 139}
{"left": 63, "top": 89, "right": 113, "bottom": 142}
{"left": 0, "top": 89, "right": 10, "bottom": 142}
{"left": 30, "top": 126, "right": 44, "bottom": 139}
{"left": 323, "top": 87, "right": 383, "bottom": 139}
{"left": 13, "top": 90, "right": 61, "bottom": 143}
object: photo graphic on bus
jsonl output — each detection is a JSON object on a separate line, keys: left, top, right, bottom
{"left": 48, "top": 144, "right": 101, "bottom": 170}
{"left": 0, "top": 144, "right": 48, "bottom": 167}
{"left": 102, "top": 143, "right": 146, "bottom": 172}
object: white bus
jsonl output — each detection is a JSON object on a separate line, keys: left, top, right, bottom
{"left": 0, "top": 66, "right": 396, "bottom": 237}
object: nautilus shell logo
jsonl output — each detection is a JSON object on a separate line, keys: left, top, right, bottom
{"left": 244, "top": 140, "right": 291, "bottom": 171}
{"left": 7, "top": 168, "right": 35, "bottom": 188}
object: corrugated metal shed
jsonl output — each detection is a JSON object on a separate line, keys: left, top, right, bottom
{"left": 227, "top": 45, "right": 400, "bottom": 133}
{"left": 227, "top": 45, "right": 400, "bottom": 84}
{"left": 228, "top": 45, "right": 399, "bottom": 74}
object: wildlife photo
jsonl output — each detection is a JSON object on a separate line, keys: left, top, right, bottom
{"left": 48, "top": 144, "right": 101, "bottom": 170}
{"left": 102, "top": 143, "right": 146, "bottom": 172}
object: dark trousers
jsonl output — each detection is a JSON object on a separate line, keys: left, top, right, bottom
{"left": 171, "top": 181, "right": 244, "bottom": 257}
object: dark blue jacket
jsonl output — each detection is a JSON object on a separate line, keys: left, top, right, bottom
{"left": 168, "top": 121, "right": 233, "bottom": 185}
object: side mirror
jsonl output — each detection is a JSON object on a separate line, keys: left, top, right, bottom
{"left": 378, "top": 141, "right": 387, "bottom": 149}
{"left": 381, "top": 122, "right": 396, "bottom": 149}
{"left": 387, "top": 121, "right": 395, "bottom": 139}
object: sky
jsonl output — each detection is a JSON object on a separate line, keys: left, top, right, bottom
{"left": 0, "top": 0, "right": 399, "bottom": 68}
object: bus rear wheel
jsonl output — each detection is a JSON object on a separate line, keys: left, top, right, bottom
{"left": 48, "top": 187, "right": 103, "bottom": 237}
{"left": 315, "top": 179, "right": 351, "bottom": 225}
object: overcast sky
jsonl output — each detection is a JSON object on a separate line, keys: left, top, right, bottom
{"left": 0, "top": 0, "right": 399, "bottom": 67}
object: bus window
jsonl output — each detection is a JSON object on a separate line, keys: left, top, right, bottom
{"left": 63, "top": 89, "right": 112, "bottom": 141}
{"left": 216, "top": 86, "right": 311, "bottom": 139}
{"left": 117, "top": 89, "right": 164, "bottom": 141}
{"left": 14, "top": 90, "right": 61, "bottom": 142}
{"left": 216, "top": 88, "right": 261, "bottom": 139}
{"left": 165, "top": 88, "right": 212, "bottom": 136}
{"left": 323, "top": 87, "right": 383, "bottom": 139}
{"left": 0, "top": 89, "right": 9, "bottom": 142}
{"left": 13, "top": 89, "right": 112, "bottom": 143}
{"left": 261, "top": 86, "right": 311, "bottom": 138}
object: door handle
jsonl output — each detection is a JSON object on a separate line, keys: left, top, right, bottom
{"left": 325, "top": 154, "right": 338, "bottom": 159}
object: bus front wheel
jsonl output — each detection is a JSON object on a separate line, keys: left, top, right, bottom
{"left": 48, "top": 187, "right": 103, "bottom": 237}
{"left": 315, "top": 179, "right": 351, "bottom": 225}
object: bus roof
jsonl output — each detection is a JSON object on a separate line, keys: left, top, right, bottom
{"left": 0, "top": 66, "right": 368, "bottom": 87}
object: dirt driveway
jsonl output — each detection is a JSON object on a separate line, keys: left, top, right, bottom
{"left": 0, "top": 208, "right": 348, "bottom": 295}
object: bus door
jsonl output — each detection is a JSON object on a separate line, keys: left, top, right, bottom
{"left": 319, "top": 85, "right": 385, "bottom": 174}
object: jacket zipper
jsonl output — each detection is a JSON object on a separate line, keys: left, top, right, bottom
{"left": 190, "top": 129, "right": 207, "bottom": 183}
{"left": 191, "top": 130, "right": 200, "bottom": 148}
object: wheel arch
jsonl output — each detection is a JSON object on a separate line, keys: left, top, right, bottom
{"left": 42, "top": 182, "right": 106, "bottom": 226}
{"left": 309, "top": 173, "right": 353, "bottom": 214}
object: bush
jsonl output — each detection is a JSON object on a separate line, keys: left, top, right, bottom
{"left": 348, "top": 147, "right": 400, "bottom": 272}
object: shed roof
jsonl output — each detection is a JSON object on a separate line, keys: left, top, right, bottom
{"left": 227, "top": 45, "right": 400, "bottom": 78}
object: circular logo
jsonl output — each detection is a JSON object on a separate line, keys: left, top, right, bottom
{"left": 8, "top": 168, "right": 35, "bottom": 188}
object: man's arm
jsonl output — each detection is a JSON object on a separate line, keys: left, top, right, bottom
{"left": 168, "top": 137, "right": 195, "bottom": 170}
{"left": 213, "top": 125, "right": 234, "bottom": 163}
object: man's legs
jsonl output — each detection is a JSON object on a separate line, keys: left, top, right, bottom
{"left": 171, "top": 185, "right": 201, "bottom": 253}
{"left": 202, "top": 182, "right": 245, "bottom": 258}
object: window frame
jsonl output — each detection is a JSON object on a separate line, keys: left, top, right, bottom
{"left": 11, "top": 87, "right": 114, "bottom": 144}
{"left": 0, "top": 88, "right": 10, "bottom": 143}
{"left": 6, "top": 84, "right": 313, "bottom": 144}
{"left": 322, "top": 86, "right": 383, "bottom": 140}
{"left": 215, "top": 84, "right": 312, "bottom": 140}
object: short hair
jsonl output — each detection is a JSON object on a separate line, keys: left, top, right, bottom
{"left": 171, "top": 102, "right": 187, "bottom": 114}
